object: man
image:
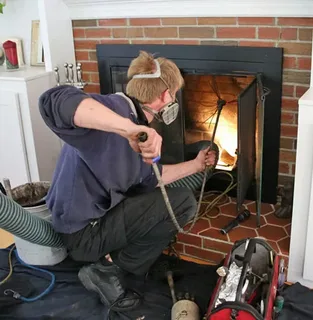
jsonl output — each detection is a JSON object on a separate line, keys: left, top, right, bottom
{"left": 39, "top": 51, "right": 216, "bottom": 311}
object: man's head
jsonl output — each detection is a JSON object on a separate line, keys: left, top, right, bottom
{"left": 126, "top": 51, "right": 184, "bottom": 124}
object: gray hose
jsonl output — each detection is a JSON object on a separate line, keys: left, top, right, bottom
{"left": 0, "top": 193, "right": 64, "bottom": 248}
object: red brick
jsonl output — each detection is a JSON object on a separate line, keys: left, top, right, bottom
{"left": 202, "top": 238, "right": 233, "bottom": 253}
{"left": 177, "top": 233, "right": 202, "bottom": 247}
{"left": 179, "top": 27, "right": 214, "bottom": 38}
{"left": 98, "top": 19, "right": 127, "bottom": 26}
{"left": 279, "top": 162, "right": 290, "bottom": 174}
{"left": 217, "top": 27, "right": 256, "bottom": 38}
{"left": 278, "top": 42, "right": 312, "bottom": 55}
{"left": 145, "top": 27, "right": 177, "bottom": 38}
{"left": 258, "top": 27, "right": 280, "bottom": 39}
{"left": 73, "top": 28, "right": 85, "bottom": 38}
{"left": 75, "top": 50, "right": 89, "bottom": 61}
{"left": 296, "top": 85, "right": 309, "bottom": 97}
{"left": 162, "top": 18, "right": 197, "bottom": 25}
{"left": 239, "top": 41, "right": 275, "bottom": 47}
{"left": 81, "top": 61, "right": 98, "bottom": 72}
{"left": 173, "top": 242, "right": 184, "bottom": 253}
{"left": 85, "top": 84, "right": 100, "bottom": 94}
{"left": 283, "top": 70, "right": 311, "bottom": 85}
{"left": 283, "top": 57, "right": 297, "bottom": 69}
{"left": 130, "top": 18, "right": 161, "bottom": 26}
{"left": 113, "top": 27, "right": 143, "bottom": 38}
{"left": 201, "top": 40, "right": 238, "bottom": 46}
{"left": 280, "top": 137, "right": 294, "bottom": 150}
{"left": 280, "top": 28, "right": 298, "bottom": 40}
{"left": 283, "top": 84, "right": 294, "bottom": 97}
{"left": 280, "top": 150, "right": 296, "bottom": 162}
{"left": 131, "top": 39, "right": 163, "bottom": 44}
{"left": 100, "top": 39, "right": 129, "bottom": 44}
{"left": 72, "top": 20, "right": 97, "bottom": 27}
{"left": 164, "top": 40, "right": 200, "bottom": 45}
{"left": 198, "top": 17, "right": 237, "bottom": 25}
{"left": 89, "top": 73, "right": 99, "bottom": 83}
{"left": 281, "top": 124, "right": 298, "bottom": 138}
{"left": 292, "top": 164, "right": 296, "bottom": 175}
{"left": 88, "top": 51, "right": 97, "bottom": 61}
{"left": 281, "top": 112, "right": 295, "bottom": 124}
{"left": 74, "top": 39, "right": 99, "bottom": 50}
{"left": 85, "top": 28, "right": 111, "bottom": 38}
{"left": 200, "top": 228, "right": 229, "bottom": 242}
{"left": 278, "top": 18, "right": 313, "bottom": 26}
{"left": 299, "top": 28, "right": 313, "bottom": 41}
{"left": 238, "top": 17, "right": 275, "bottom": 25}
{"left": 298, "top": 57, "right": 312, "bottom": 70}
{"left": 184, "top": 245, "right": 224, "bottom": 263}
{"left": 282, "top": 97, "right": 299, "bottom": 111}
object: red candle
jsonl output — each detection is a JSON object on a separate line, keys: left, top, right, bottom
{"left": 3, "top": 40, "right": 19, "bottom": 69}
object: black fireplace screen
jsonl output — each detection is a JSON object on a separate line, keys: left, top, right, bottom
{"left": 96, "top": 44, "right": 283, "bottom": 207}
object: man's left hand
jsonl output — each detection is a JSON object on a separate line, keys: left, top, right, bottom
{"left": 194, "top": 148, "right": 217, "bottom": 172}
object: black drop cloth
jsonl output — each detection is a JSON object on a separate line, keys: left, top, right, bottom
{"left": 0, "top": 249, "right": 218, "bottom": 319}
{"left": 278, "top": 282, "right": 313, "bottom": 320}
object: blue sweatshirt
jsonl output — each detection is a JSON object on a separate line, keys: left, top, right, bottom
{"left": 39, "top": 85, "right": 162, "bottom": 234}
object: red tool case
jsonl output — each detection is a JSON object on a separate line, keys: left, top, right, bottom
{"left": 206, "top": 238, "right": 285, "bottom": 320}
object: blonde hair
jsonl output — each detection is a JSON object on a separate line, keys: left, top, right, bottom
{"left": 126, "top": 51, "right": 184, "bottom": 103}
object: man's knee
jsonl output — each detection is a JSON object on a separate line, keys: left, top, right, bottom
{"left": 171, "top": 187, "right": 197, "bottom": 224}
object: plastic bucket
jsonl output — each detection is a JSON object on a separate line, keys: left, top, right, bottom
{"left": 12, "top": 182, "right": 67, "bottom": 266}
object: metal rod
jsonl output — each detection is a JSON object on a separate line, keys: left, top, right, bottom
{"left": 3, "top": 178, "right": 13, "bottom": 200}
{"left": 167, "top": 271, "right": 177, "bottom": 305}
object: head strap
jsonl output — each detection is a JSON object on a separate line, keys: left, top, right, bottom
{"left": 132, "top": 59, "right": 161, "bottom": 79}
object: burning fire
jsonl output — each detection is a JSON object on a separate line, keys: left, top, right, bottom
{"left": 183, "top": 74, "right": 255, "bottom": 171}
{"left": 207, "top": 110, "right": 238, "bottom": 170}
{"left": 208, "top": 109, "right": 237, "bottom": 171}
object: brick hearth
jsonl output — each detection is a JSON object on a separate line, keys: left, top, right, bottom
{"left": 171, "top": 197, "right": 290, "bottom": 265}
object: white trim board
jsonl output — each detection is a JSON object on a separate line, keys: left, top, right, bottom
{"left": 64, "top": 0, "right": 313, "bottom": 19}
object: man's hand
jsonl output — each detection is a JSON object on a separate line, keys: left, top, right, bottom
{"left": 194, "top": 147, "right": 217, "bottom": 172}
{"left": 126, "top": 125, "right": 162, "bottom": 164}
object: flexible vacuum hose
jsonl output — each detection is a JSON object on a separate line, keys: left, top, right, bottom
{"left": 0, "top": 193, "right": 64, "bottom": 248}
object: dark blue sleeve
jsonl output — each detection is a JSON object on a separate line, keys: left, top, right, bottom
{"left": 39, "top": 85, "right": 106, "bottom": 149}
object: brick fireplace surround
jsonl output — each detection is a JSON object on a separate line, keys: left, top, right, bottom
{"left": 71, "top": 17, "right": 312, "bottom": 264}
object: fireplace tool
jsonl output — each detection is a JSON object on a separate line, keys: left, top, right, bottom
{"left": 138, "top": 97, "right": 226, "bottom": 234}
{"left": 53, "top": 62, "right": 87, "bottom": 90}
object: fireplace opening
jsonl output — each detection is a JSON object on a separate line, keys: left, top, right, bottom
{"left": 151, "top": 71, "right": 258, "bottom": 215}
{"left": 183, "top": 74, "right": 256, "bottom": 172}
{"left": 96, "top": 43, "right": 283, "bottom": 216}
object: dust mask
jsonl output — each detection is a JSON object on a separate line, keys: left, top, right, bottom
{"left": 132, "top": 59, "right": 179, "bottom": 125}
{"left": 141, "top": 99, "right": 179, "bottom": 125}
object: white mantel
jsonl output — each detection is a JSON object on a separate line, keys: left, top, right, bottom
{"left": 63, "top": 0, "right": 313, "bottom": 19}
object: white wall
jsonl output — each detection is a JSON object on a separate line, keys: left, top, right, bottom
{"left": 0, "top": 0, "right": 39, "bottom": 65}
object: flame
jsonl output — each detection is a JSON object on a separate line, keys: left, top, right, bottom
{"left": 206, "top": 112, "right": 238, "bottom": 169}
